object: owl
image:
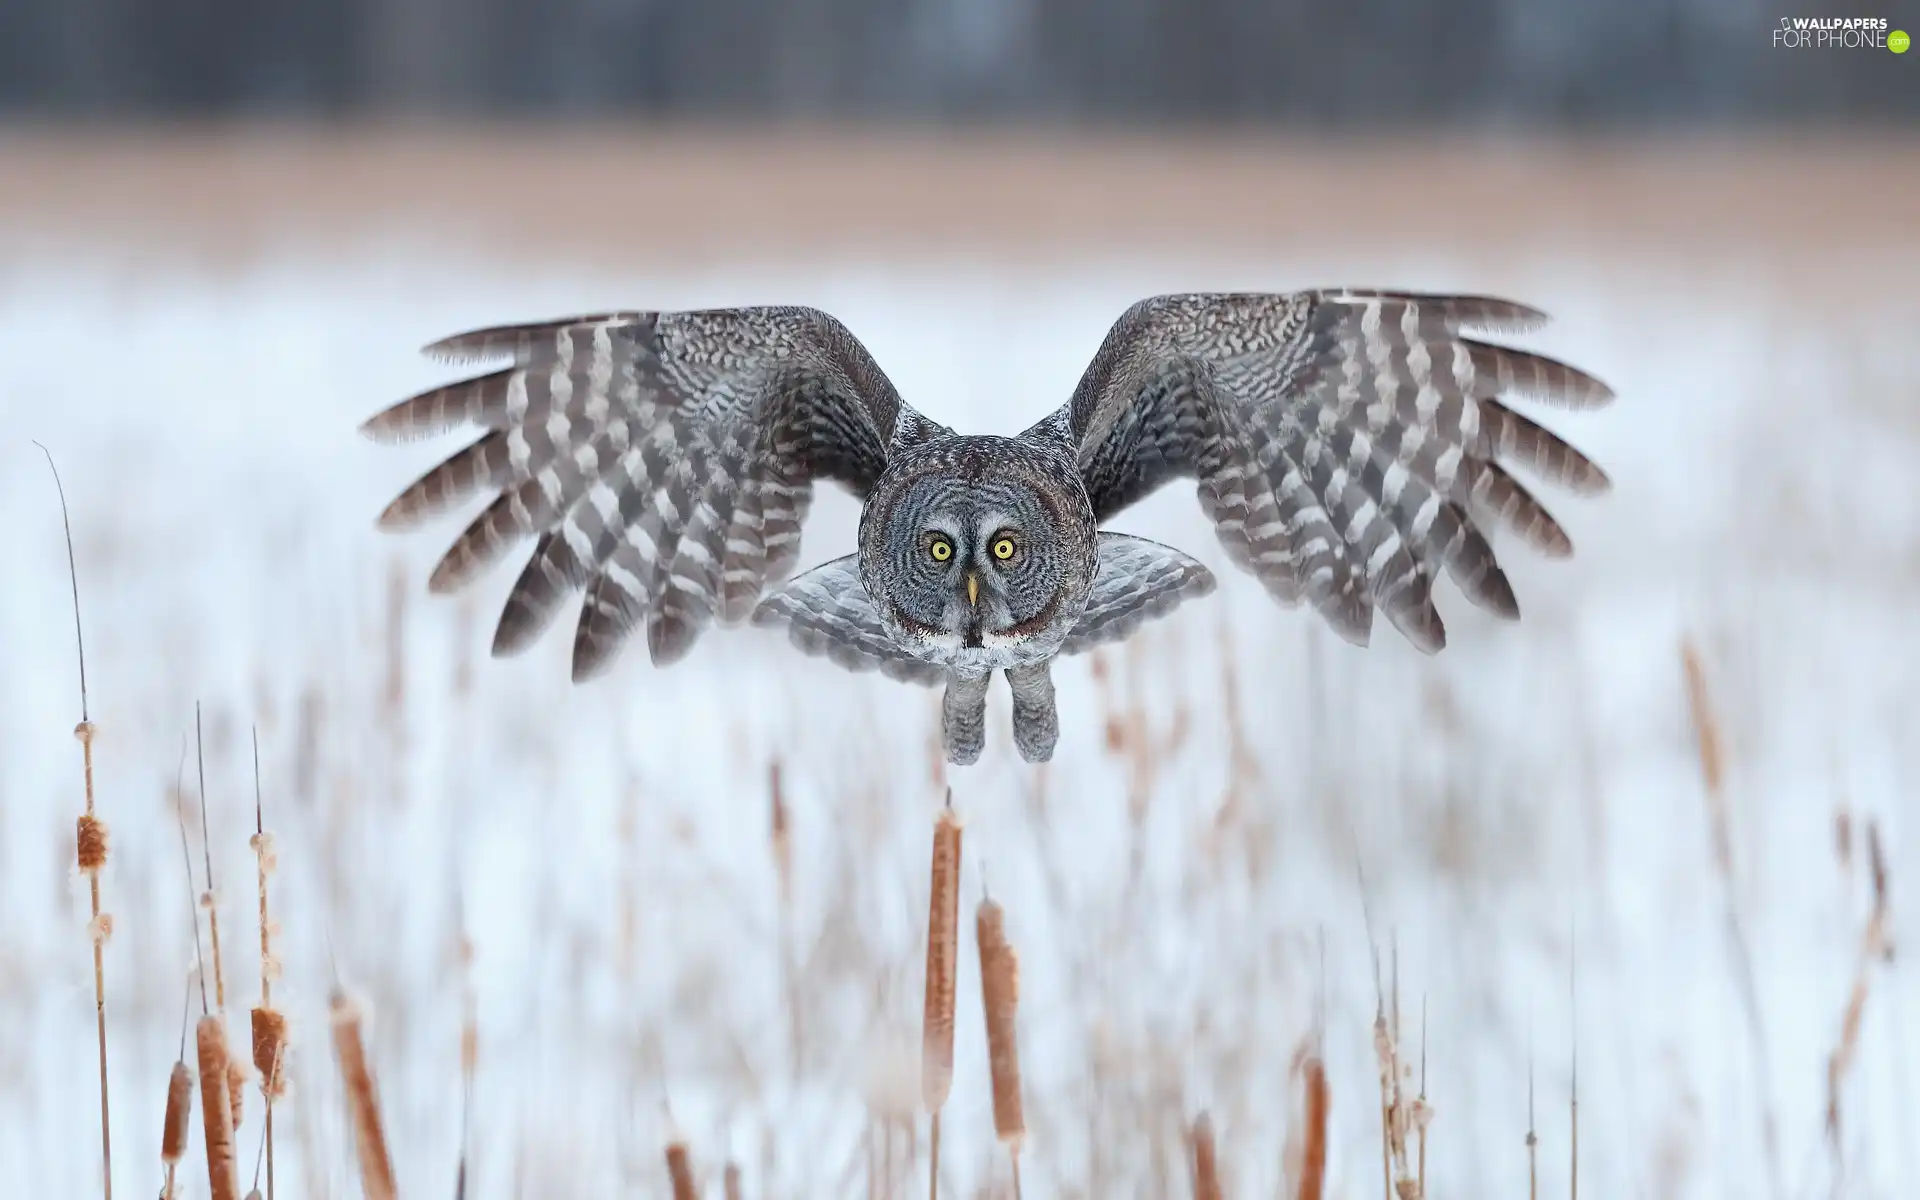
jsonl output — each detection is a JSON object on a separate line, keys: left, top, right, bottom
{"left": 363, "top": 291, "right": 1610, "bottom": 764}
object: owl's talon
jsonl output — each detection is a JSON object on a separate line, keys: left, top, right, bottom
{"left": 945, "top": 729, "right": 985, "bottom": 767}
{"left": 941, "top": 671, "right": 991, "bottom": 767}
{"left": 1012, "top": 708, "right": 1057, "bottom": 763}
{"left": 1006, "top": 663, "right": 1058, "bottom": 764}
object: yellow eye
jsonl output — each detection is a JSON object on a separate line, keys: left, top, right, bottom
{"left": 992, "top": 537, "right": 1017, "bottom": 561}
{"left": 929, "top": 538, "right": 953, "bottom": 562}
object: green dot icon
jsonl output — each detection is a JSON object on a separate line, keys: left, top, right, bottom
{"left": 1893, "top": 29, "right": 1911, "bottom": 53}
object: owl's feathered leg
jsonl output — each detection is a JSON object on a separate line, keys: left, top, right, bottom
{"left": 1005, "top": 660, "right": 1059, "bottom": 764}
{"left": 942, "top": 670, "right": 991, "bottom": 766}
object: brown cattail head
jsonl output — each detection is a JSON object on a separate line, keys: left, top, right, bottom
{"left": 227, "top": 1057, "right": 248, "bottom": 1132}
{"left": 251, "top": 1006, "right": 288, "bottom": 1099}
{"left": 921, "top": 799, "right": 963, "bottom": 1113}
{"left": 769, "top": 760, "right": 792, "bottom": 905}
{"left": 975, "top": 895, "right": 1025, "bottom": 1149}
{"left": 723, "top": 1161, "right": 742, "bottom": 1200}
{"left": 77, "top": 814, "right": 110, "bottom": 873}
{"left": 331, "top": 989, "right": 397, "bottom": 1200}
{"left": 1190, "top": 1111, "right": 1223, "bottom": 1200}
{"left": 75, "top": 719, "right": 96, "bottom": 748}
{"left": 196, "top": 1015, "right": 240, "bottom": 1200}
{"left": 665, "top": 1139, "right": 697, "bottom": 1200}
{"left": 161, "top": 1059, "right": 193, "bottom": 1166}
{"left": 1299, "top": 1053, "right": 1330, "bottom": 1200}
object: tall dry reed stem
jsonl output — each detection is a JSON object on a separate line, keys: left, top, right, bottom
{"left": 922, "top": 796, "right": 962, "bottom": 1200}
{"left": 1826, "top": 818, "right": 1894, "bottom": 1158}
{"left": 1569, "top": 946, "right": 1579, "bottom": 1200}
{"left": 1360, "top": 905, "right": 1417, "bottom": 1199}
{"left": 195, "top": 704, "right": 228, "bottom": 1013}
{"left": 248, "top": 731, "right": 284, "bottom": 1200}
{"left": 197, "top": 1016, "right": 241, "bottom": 1200}
{"left": 976, "top": 894, "right": 1025, "bottom": 1196}
{"left": 1414, "top": 996, "right": 1431, "bottom": 1197}
{"left": 40, "top": 444, "right": 113, "bottom": 1200}
{"left": 1681, "top": 639, "right": 1781, "bottom": 1196}
{"left": 458, "top": 927, "right": 478, "bottom": 1200}
{"left": 1526, "top": 1044, "right": 1538, "bottom": 1200}
{"left": 331, "top": 989, "right": 397, "bottom": 1200}
{"left": 1189, "top": 1112, "right": 1222, "bottom": 1200}
{"left": 770, "top": 760, "right": 802, "bottom": 1072}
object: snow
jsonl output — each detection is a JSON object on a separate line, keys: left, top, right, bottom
{"left": 2, "top": 237, "right": 1916, "bottom": 1197}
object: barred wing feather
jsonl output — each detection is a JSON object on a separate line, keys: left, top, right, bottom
{"left": 1068, "top": 290, "right": 1612, "bottom": 652}
{"left": 364, "top": 306, "right": 912, "bottom": 679}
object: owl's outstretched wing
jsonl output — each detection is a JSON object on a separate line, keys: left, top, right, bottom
{"left": 365, "top": 306, "right": 926, "bottom": 679}
{"left": 750, "top": 556, "right": 946, "bottom": 685}
{"left": 1065, "top": 290, "right": 1612, "bottom": 651}
{"left": 1060, "top": 534, "right": 1216, "bottom": 655}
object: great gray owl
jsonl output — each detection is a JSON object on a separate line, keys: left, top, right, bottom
{"left": 363, "top": 291, "right": 1610, "bottom": 764}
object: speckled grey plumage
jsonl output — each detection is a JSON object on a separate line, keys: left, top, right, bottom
{"left": 364, "top": 290, "right": 1612, "bottom": 765}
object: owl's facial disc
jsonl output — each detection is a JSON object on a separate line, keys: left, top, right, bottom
{"left": 864, "top": 451, "right": 1090, "bottom": 668}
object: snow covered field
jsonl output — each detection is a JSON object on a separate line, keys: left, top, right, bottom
{"left": 2, "top": 148, "right": 1918, "bottom": 1197}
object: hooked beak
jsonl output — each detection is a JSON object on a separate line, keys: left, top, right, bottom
{"left": 965, "top": 571, "right": 980, "bottom": 607}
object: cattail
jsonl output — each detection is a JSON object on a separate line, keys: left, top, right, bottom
{"left": 250, "top": 734, "right": 281, "bottom": 1200}
{"left": 251, "top": 1008, "right": 288, "bottom": 1099}
{"left": 197, "top": 1015, "right": 241, "bottom": 1200}
{"left": 665, "top": 1139, "right": 697, "bottom": 1200}
{"left": 331, "top": 989, "right": 397, "bottom": 1200}
{"left": 922, "top": 800, "right": 962, "bottom": 1112}
{"left": 724, "top": 1162, "right": 742, "bottom": 1200}
{"left": 923, "top": 799, "right": 962, "bottom": 1200}
{"left": 769, "top": 760, "right": 792, "bottom": 905}
{"left": 976, "top": 895, "right": 1025, "bottom": 1155}
{"left": 228, "top": 1057, "right": 248, "bottom": 1132}
{"left": 77, "top": 813, "right": 110, "bottom": 874}
{"left": 42, "top": 443, "right": 114, "bottom": 1200}
{"left": 162, "top": 1059, "right": 193, "bottom": 1163}
{"left": 1189, "top": 1112, "right": 1222, "bottom": 1200}
{"left": 194, "top": 704, "right": 228, "bottom": 1012}
{"left": 161, "top": 1059, "right": 192, "bottom": 1200}
{"left": 1298, "top": 1053, "right": 1330, "bottom": 1200}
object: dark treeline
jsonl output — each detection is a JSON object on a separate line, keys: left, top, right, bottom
{"left": 1, "top": 0, "right": 1911, "bottom": 123}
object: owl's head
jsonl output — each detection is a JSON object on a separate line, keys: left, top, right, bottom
{"left": 860, "top": 435, "right": 1097, "bottom": 667}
